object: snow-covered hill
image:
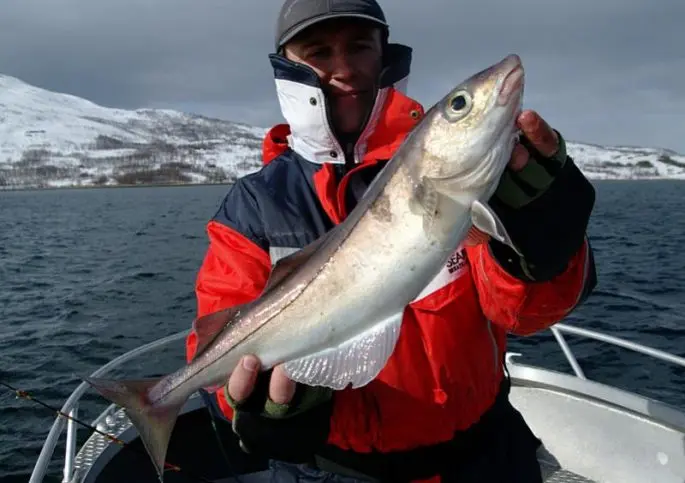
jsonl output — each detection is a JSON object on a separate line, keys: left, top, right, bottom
{"left": 0, "top": 74, "right": 267, "bottom": 189}
{"left": 566, "top": 142, "right": 685, "bottom": 180}
{"left": 1, "top": 73, "right": 684, "bottom": 190}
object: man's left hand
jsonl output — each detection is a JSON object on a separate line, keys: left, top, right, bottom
{"left": 508, "top": 109, "right": 559, "bottom": 172}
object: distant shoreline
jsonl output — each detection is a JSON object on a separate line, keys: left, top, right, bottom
{"left": 0, "top": 181, "right": 236, "bottom": 193}
{"left": 1, "top": 177, "right": 683, "bottom": 194}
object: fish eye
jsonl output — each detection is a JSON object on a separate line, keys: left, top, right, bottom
{"left": 444, "top": 90, "right": 472, "bottom": 121}
{"left": 451, "top": 94, "right": 467, "bottom": 111}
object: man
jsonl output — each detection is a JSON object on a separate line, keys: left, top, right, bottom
{"left": 187, "top": 0, "right": 597, "bottom": 481}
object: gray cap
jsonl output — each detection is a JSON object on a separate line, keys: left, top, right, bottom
{"left": 275, "top": 0, "right": 388, "bottom": 51}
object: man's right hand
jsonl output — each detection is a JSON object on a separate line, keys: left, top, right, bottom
{"left": 223, "top": 354, "right": 335, "bottom": 462}
{"left": 227, "top": 355, "right": 296, "bottom": 406}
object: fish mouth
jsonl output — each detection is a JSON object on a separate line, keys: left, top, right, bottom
{"left": 497, "top": 56, "right": 525, "bottom": 106}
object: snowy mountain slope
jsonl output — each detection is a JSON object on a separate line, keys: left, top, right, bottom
{"left": 1, "top": 73, "right": 684, "bottom": 190}
{"left": 566, "top": 142, "right": 685, "bottom": 180}
{"left": 0, "top": 74, "right": 267, "bottom": 189}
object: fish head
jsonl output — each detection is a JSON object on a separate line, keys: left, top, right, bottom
{"left": 412, "top": 54, "right": 524, "bottom": 199}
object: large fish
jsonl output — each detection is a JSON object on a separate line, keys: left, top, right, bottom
{"left": 85, "top": 53, "right": 526, "bottom": 480}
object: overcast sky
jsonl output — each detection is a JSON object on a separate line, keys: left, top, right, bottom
{"left": 2, "top": 0, "right": 684, "bottom": 152}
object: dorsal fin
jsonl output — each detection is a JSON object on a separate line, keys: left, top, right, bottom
{"left": 190, "top": 229, "right": 336, "bottom": 361}
{"left": 191, "top": 306, "right": 244, "bottom": 361}
{"left": 262, "top": 236, "right": 328, "bottom": 292}
{"left": 260, "top": 225, "right": 339, "bottom": 294}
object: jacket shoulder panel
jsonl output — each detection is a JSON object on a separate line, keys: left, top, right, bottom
{"left": 213, "top": 152, "right": 333, "bottom": 256}
{"left": 211, "top": 171, "right": 270, "bottom": 252}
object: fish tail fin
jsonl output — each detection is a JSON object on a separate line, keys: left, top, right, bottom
{"left": 84, "top": 376, "right": 185, "bottom": 481}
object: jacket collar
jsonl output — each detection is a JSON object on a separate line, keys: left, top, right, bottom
{"left": 264, "top": 43, "right": 423, "bottom": 166}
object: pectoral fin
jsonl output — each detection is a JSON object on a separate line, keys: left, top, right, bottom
{"left": 470, "top": 200, "right": 522, "bottom": 256}
{"left": 409, "top": 177, "right": 443, "bottom": 234}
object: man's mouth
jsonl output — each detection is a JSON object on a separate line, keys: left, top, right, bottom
{"left": 327, "top": 85, "right": 371, "bottom": 97}
{"left": 333, "top": 90, "right": 363, "bottom": 98}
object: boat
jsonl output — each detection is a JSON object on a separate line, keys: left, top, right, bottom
{"left": 27, "top": 322, "right": 685, "bottom": 483}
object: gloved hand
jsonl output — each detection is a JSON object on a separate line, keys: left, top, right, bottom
{"left": 487, "top": 110, "right": 595, "bottom": 282}
{"left": 225, "top": 355, "right": 334, "bottom": 463}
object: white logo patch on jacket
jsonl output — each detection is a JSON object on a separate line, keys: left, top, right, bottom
{"left": 412, "top": 246, "right": 469, "bottom": 303}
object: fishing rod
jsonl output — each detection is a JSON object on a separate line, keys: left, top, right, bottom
{"left": 0, "top": 380, "right": 217, "bottom": 483}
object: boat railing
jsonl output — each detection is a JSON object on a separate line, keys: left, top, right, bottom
{"left": 28, "top": 323, "right": 685, "bottom": 483}
{"left": 28, "top": 330, "right": 189, "bottom": 483}
{"left": 547, "top": 324, "right": 685, "bottom": 379}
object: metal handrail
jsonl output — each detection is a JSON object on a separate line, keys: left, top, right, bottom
{"left": 28, "top": 329, "right": 189, "bottom": 483}
{"left": 550, "top": 326, "right": 587, "bottom": 379}
{"left": 28, "top": 323, "right": 685, "bottom": 482}
{"left": 550, "top": 323, "right": 685, "bottom": 377}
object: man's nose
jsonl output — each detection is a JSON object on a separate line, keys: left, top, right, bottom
{"left": 329, "top": 52, "right": 356, "bottom": 80}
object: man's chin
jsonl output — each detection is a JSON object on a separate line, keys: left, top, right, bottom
{"left": 332, "top": 117, "right": 364, "bottom": 137}
{"left": 331, "top": 103, "right": 373, "bottom": 139}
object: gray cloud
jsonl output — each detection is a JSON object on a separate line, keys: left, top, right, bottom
{"left": 1, "top": 0, "right": 683, "bottom": 151}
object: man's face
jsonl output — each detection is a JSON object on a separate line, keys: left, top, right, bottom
{"left": 283, "top": 19, "right": 384, "bottom": 136}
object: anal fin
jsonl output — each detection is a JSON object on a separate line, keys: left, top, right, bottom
{"left": 282, "top": 312, "right": 404, "bottom": 390}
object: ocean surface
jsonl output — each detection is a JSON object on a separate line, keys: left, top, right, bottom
{"left": 1, "top": 180, "right": 684, "bottom": 482}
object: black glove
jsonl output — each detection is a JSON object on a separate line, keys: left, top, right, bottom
{"left": 488, "top": 129, "right": 596, "bottom": 282}
{"left": 225, "top": 370, "right": 334, "bottom": 463}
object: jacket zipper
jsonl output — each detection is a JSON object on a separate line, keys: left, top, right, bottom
{"left": 486, "top": 320, "right": 500, "bottom": 378}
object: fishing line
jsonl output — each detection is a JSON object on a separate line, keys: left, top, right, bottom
{"left": 198, "top": 390, "right": 245, "bottom": 483}
{"left": 0, "top": 380, "right": 214, "bottom": 483}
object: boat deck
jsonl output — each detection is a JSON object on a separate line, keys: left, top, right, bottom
{"left": 28, "top": 323, "right": 685, "bottom": 483}
{"left": 69, "top": 392, "right": 597, "bottom": 483}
